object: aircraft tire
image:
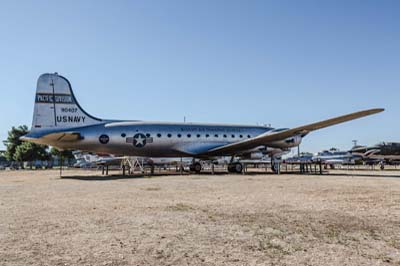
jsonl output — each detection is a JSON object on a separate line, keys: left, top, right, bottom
{"left": 234, "top": 162, "right": 243, "bottom": 173}
{"left": 194, "top": 162, "right": 202, "bottom": 173}
{"left": 190, "top": 162, "right": 202, "bottom": 173}
{"left": 227, "top": 163, "right": 243, "bottom": 173}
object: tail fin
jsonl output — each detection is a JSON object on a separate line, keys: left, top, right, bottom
{"left": 31, "top": 73, "right": 103, "bottom": 131}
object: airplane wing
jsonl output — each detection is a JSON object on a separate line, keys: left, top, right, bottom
{"left": 201, "top": 108, "right": 384, "bottom": 156}
{"left": 350, "top": 146, "right": 369, "bottom": 153}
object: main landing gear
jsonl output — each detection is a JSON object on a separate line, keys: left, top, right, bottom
{"left": 228, "top": 162, "right": 243, "bottom": 173}
{"left": 189, "top": 161, "right": 202, "bottom": 173}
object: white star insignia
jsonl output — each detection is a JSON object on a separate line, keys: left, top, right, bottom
{"left": 135, "top": 135, "right": 145, "bottom": 146}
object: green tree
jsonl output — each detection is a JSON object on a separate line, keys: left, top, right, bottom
{"left": 50, "top": 147, "right": 75, "bottom": 166}
{"left": 50, "top": 147, "right": 74, "bottom": 159}
{"left": 3, "top": 125, "right": 29, "bottom": 161}
{"left": 14, "top": 142, "right": 50, "bottom": 169}
{"left": 0, "top": 151, "right": 7, "bottom": 165}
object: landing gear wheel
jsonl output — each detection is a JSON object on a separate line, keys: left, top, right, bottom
{"left": 190, "top": 162, "right": 202, "bottom": 173}
{"left": 194, "top": 162, "right": 202, "bottom": 173}
{"left": 228, "top": 163, "right": 243, "bottom": 173}
{"left": 234, "top": 162, "right": 243, "bottom": 173}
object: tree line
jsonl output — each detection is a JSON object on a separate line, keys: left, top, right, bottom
{"left": 2, "top": 125, "right": 74, "bottom": 169}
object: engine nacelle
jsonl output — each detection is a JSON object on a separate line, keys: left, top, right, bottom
{"left": 249, "top": 152, "right": 264, "bottom": 159}
{"left": 239, "top": 152, "right": 264, "bottom": 160}
{"left": 268, "top": 135, "right": 302, "bottom": 148}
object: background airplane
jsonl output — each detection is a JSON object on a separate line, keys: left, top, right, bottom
{"left": 312, "top": 148, "right": 357, "bottom": 166}
{"left": 21, "top": 73, "right": 384, "bottom": 173}
{"left": 351, "top": 142, "right": 400, "bottom": 169}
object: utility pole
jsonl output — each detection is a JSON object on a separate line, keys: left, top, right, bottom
{"left": 59, "top": 154, "right": 63, "bottom": 177}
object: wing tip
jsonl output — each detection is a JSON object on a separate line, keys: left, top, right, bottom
{"left": 371, "top": 108, "right": 385, "bottom": 113}
{"left": 361, "top": 108, "right": 385, "bottom": 116}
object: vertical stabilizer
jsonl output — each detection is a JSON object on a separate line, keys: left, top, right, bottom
{"left": 32, "top": 73, "right": 103, "bottom": 131}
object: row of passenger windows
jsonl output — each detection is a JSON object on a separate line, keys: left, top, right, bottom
{"left": 157, "top": 133, "right": 251, "bottom": 138}
{"left": 123, "top": 133, "right": 252, "bottom": 139}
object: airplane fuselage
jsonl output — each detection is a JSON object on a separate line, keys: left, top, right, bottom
{"left": 44, "top": 122, "right": 298, "bottom": 158}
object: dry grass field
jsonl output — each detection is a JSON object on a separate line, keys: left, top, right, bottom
{"left": 1, "top": 169, "right": 400, "bottom": 266}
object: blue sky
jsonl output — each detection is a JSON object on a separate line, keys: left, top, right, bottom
{"left": 0, "top": 0, "right": 398, "bottom": 153}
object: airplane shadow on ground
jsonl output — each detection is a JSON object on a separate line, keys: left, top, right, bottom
{"left": 60, "top": 175, "right": 148, "bottom": 181}
{"left": 60, "top": 171, "right": 259, "bottom": 181}
{"left": 324, "top": 172, "right": 400, "bottom": 179}
{"left": 60, "top": 171, "right": 222, "bottom": 181}
{"left": 59, "top": 171, "right": 400, "bottom": 181}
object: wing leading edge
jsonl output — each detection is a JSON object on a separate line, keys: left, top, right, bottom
{"left": 200, "top": 108, "right": 384, "bottom": 156}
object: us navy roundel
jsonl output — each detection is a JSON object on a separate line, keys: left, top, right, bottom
{"left": 133, "top": 133, "right": 146, "bottom": 148}
{"left": 99, "top": 134, "right": 109, "bottom": 144}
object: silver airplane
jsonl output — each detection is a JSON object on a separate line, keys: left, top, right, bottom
{"left": 312, "top": 148, "right": 356, "bottom": 165}
{"left": 21, "top": 73, "right": 384, "bottom": 173}
{"left": 351, "top": 142, "right": 400, "bottom": 169}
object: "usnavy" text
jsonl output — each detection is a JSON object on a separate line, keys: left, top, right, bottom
{"left": 56, "top": 116, "right": 86, "bottom": 123}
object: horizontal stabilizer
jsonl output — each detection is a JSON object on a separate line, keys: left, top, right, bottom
{"left": 41, "top": 132, "right": 83, "bottom": 142}
{"left": 20, "top": 131, "right": 82, "bottom": 146}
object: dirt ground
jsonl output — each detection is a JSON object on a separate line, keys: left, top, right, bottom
{"left": 0, "top": 169, "right": 400, "bottom": 266}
